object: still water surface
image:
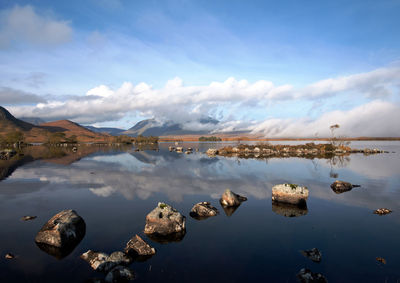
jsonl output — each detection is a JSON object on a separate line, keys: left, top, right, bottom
{"left": 0, "top": 141, "right": 399, "bottom": 282}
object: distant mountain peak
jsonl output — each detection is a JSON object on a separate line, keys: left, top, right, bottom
{"left": 123, "top": 117, "right": 220, "bottom": 137}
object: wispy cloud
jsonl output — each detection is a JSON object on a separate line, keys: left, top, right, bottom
{"left": 0, "top": 5, "right": 72, "bottom": 48}
{"left": 0, "top": 86, "right": 46, "bottom": 104}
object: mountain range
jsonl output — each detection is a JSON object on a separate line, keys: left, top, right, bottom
{"left": 0, "top": 106, "right": 110, "bottom": 142}
{"left": 1, "top": 105, "right": 237, "bottom": 140}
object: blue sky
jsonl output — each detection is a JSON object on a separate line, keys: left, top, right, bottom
{"left": 0, "top": 0, "right": 399, "bottom": 137}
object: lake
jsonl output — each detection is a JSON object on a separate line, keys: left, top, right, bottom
{"left": 1, "top": 141, "right": 399, "bottom": 282}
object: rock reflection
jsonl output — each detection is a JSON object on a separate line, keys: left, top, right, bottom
{"left": 0, "top": 145, "right": 127, "bottom": 181}
{"left": 220, "top": 204, "right": 241, "bottom": 217}
{"left": 146, "top": 231, "right": 186, "bottom": 244}
{"left": 272, "top": 202, "right": 308, "bottom": 217}
{"left": 35, "top": 229, "right": 85, "bottom": 260}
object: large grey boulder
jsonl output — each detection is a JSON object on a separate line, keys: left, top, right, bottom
{"left": 81, "top": 250, "right": 132, "bottom": 273}
{"left": 35, "top": 210, "right": 85, "bottom": 258}
{"left": 190, "top": 202, "right": 219, "bottom": 219}
{"left": 144, "top": 203, "right": 186, "bottom": 237}
{"left": 271, "top": 184, "right": 309, "bottom": 206}
{"left": 220, "top": 189, "right": 247, "bottom": 207}
{"left": 125, "top": 234, "right": 155, "bottom": 257}
{"left": 330, "top": 180, "right": 360, "bottom": 194}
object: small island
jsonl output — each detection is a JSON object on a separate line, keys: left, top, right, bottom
{"left": 206, "top": 142, "right": 387, "bottom": 159}
{"left": 198, "top": 136, "right": 222, "bottom": 142}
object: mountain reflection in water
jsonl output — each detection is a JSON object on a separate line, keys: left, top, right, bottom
{"left": 0, "top": 141, "right": 399, "bottom": 282}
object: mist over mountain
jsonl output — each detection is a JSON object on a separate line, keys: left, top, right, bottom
{"left": 123, "top": 117, "right": 219, "bottom": 137}
{"left": 84, "top": 126, "right": 126, "bottom": 136}
{"left": 19, "top": 117, "right": 47, "bottom": 125}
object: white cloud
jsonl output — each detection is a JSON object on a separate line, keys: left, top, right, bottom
{"left": 0, "top": 5, "right": 72, "bottom": 48}
{"left": 6, "top": 65, "right": 400, "bottom": 136}
{"left": 298, "top": 66, "right": 400, "bottom": 99}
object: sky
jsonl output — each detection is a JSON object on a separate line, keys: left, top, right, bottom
{"left": 0, "top": 0, "right": 399, "bottom": 137}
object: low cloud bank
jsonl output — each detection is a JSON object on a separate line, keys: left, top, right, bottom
{"left": 6, "top": 65, "right": 400, "bottom": 137}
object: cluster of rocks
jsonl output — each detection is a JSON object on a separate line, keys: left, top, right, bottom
{"left": 206, "top": 148, "right": 219, "bottom": 156}
{"left": 32, "top": 209, "right": 156, "bottom": 282}
{"left": 0, "top": 149, "right": 17, "bottom": 160}
{"left": 297, "top": 248, "right": 326, "bottom": 282}
{"left": 373, "top": 208, "right": 392, "bottom": 215}
{"left": 169, "top": 146, "right": 195, "bottom": 154}
{"left": 80, "top": 232, "right": 158, "bottom": 282}
{"left": 206, "top": 143, "right": 388, "bottom": 160}
{"left": 297, "top": 268, "right": 327, "bottom": 283}
{"left": 26, "top": 177, "right": 393, "bottom": 282}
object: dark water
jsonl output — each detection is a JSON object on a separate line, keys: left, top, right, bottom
{"left": 1, "top": 142, "right": 400, "bottom": 282}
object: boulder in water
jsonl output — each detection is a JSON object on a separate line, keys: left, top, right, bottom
{"left": 220, "top": 189, "right": 247, "bottom": 207}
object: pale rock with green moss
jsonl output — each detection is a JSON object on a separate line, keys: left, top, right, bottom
{"left": 271, "top": 184, "right": 309, "bottom": 206}
{"left": 144, "top": 202, "right": 186, "bottom": 236}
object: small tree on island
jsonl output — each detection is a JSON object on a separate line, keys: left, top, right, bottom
{"left": 329, "top": 123, "right": 351, "bottom": 150}
{"left": 329, "top": 124, "right": 340, "bottom": 145}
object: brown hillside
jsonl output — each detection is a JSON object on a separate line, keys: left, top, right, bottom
{"left": 0, "top": 106, "right": 51, "bottom": 142}
{"left": 40, "top": 120, "right": 111, "bottom": 142}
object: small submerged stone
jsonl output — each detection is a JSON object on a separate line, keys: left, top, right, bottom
{"left": 220, "top": 189, "right": 247, "bottom": 207}
{"left": 81, "top": 250, "right": 113, "bottom": 272}
{"left": 21, "top": 215, "right": 37, "bottom": 221}
{"left": 376, "top": 257, "right": 386, "bottom": 264}
{"left": 330, "top": 180, "right": 360, "bottom": 194}
{"left": 81, "top": 250, "right": 132, "bottom": 273}
{"left": 373, "top": 208, "right": 392, "bottom": 215}
{"left": 300, "top": 248, "right": 322, "bottom": 263}
{"left": 5, "top": 253, "right": 15, "bottom": 259}
{"left": 108, "top": 252, "right": 132, "bottom": 265}
{"left": 190, "top": 202, "right": 219, "bottom": 219}
{"left": 105, "top": 266, "right": 135, "bottom": 283}
{"left": 125, "top": 234, "right": 155, "bottom": 257}
{"left": 297, "top": 268, "right": 327, "bottom": 283}
{"left": 272, "top": 184, "right": 308, "bottom": 206}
